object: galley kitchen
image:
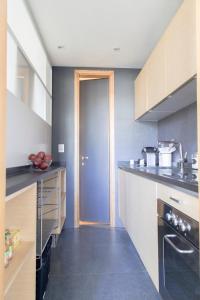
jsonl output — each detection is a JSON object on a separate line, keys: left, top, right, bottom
{"left": 0, "top": 0, "right": 200, "bottom": 299}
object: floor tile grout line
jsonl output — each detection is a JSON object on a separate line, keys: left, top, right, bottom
{"left": 49, "top": 270, "right": 148, "bottom": 278}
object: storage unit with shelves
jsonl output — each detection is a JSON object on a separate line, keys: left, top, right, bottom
{"left": 36, "top": 168, "right": 67, "bottom": 254}
{"left": 53, "top": 169, "right": 66, "bottom": 235}
{"left": 37, "top": 173, "right": 59, "bottom": 257}
{"left": 4, "top": 184, "right": 37, "bottom": 300}
{"left": 36, "top": 168, "right": 66, "bottom": 299}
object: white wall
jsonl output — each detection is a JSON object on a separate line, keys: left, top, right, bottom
{"left": 7, "top": 0, "right": 52, "bottom": 94}
{"left": 6, "top": 91, "right": 51, "bottom": 168}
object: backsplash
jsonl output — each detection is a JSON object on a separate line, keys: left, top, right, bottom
{"left": 6, "top": 91, "right": 52, "bottom": 167}
{"left": 158, "top": 103, "right": 197, "bottom": 164}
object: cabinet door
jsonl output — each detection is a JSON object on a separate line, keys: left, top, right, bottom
{"left": 0, "top": 0, "right": 6, "bottom": 298}
{"left": 165, "top": 0, "right": 196, "bottom": 95}
{"left": 118, "top": 170, "right": 127, "bottom": 227}
{"left": 147, "top": 38, "right": 166, "bottom": 109}
{"left": 134, "top": 67, "right": 148, "bottom": 120}
{"left": 125, "top": 173, "right": 141, "bottom": 248}
{"left": 125, "top": 173, "right": 159, "bottom": 290}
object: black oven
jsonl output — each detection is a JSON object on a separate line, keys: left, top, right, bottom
{"left": 158, "top": 199, "right": 200, "bottom": 300}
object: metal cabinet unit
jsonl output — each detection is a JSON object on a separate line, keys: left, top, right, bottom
{"left": 37, "top": 173, "right": 59, "bottom": 256}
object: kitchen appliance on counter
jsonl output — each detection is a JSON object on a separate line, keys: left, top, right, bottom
{"left": 142, "top": 147, "right": 157, "bottom": 167}
{"left": 158, "top": 199, "right": 200, "bottom": 300}
{"left": 158, "top": 141, "right": 176, "bottom": 167}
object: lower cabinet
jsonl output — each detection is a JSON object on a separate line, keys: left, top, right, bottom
{"left": 118, "top": 170, "right": 159, "bottom": 290}
{"left": 5, "top": 184, "right": 37, "bottom": 300}
{"left": 118, "top": 169, "right": 127, "bottom": 227}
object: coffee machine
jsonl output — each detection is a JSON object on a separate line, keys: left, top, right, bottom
{"left": 158, "top": 141, "right": 176, "bottom": 167}
{"left": 142, "top": 147, "right": 158, "bottom": 167}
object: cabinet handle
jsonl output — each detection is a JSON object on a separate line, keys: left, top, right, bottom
{"left": 169, "top": 196, "right": 182, "bottom": 204}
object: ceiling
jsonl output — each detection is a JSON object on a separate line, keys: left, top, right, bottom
{"left": 26, "top": 0, "right": 183, "bottom": 68}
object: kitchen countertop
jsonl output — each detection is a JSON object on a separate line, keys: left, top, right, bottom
{"left": 6, "top": 165, "right": 66, "bottom": 196}
{"left": 118, "top": 162, "right": 198, "bottom": 194}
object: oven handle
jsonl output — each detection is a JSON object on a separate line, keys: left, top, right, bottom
{"left": 164, "top": 234, "right": 194, "bottom": 254}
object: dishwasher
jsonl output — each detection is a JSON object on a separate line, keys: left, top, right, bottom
{"left": 157, "top": 199, "right": 200, "bottom": 300}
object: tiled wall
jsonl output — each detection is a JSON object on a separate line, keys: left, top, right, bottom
{"left": 158, "top": 102, "right": 197, "bottom": 163}
{"left": 6, "top": 91, "right": 52, "bottom": 167}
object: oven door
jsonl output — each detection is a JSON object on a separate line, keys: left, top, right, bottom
{"left": 158, "top": 217, "right": 200, "bottom": 300}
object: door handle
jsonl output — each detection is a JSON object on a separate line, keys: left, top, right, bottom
{"left": 81, "top": 156, "right": 88, "bottom": 161}
{"left": 169, "top": 197, "right": 183, "bottom": 204}
{"left": 164, "top": 234, "right": 194, "bottom": 254}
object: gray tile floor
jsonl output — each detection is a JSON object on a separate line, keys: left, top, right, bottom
{"left": 45, "top": 226, "right": 161, "bottom": 300}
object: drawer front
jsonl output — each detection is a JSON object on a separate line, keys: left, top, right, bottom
{"left": 157, "top": 183, "right": 199, "bottom": 221}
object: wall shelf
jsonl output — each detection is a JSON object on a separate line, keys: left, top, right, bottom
{"left": 4, "top": 183, "right": 37, "bottom": 300}
{"left": 4, "top": 241, "right": 34, "bottom": 295}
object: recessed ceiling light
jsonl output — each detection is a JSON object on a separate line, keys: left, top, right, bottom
{"left": 57, "top": 45, "right": 65, "bottom": 49}
{"left": 113, "top": 47, "right": 120, "bottom": 52}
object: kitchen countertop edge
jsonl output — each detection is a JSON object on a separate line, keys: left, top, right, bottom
{"left": 6, "top": 165, "right": 66, "bottom": 196}
{"left": 118, "top": 163, "right": 198, "bottom": 194}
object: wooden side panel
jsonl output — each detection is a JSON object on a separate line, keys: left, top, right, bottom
{"left": 134, "top": 67, "right": 148, "bottom": 120}
{"left": 53, "top": 169, "right": 67, "bottom": 235}
{"left": 118, "top": 170, "right": 127, "bottom": 227}
{"left": 196, "top": 0, "right": 200, "bottom": 245}
{"left": 165, "top": 0, "right": 197, "bottom": 95}
{"left": 0, "top": 0, "right": 6, "bottom": 299}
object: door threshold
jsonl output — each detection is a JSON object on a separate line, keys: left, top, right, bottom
{"left": 79, "top": 221, "right": 110, "bottom": 227}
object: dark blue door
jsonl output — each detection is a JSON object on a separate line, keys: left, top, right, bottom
{"left": 80, "top": 79, "right": 109, "bottom": 223}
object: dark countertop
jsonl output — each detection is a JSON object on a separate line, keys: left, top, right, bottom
{"left": 6, "top": 165, "right": 66, "bottom": 196}
{"left": 118, "top": 162, "right": 198, "bottom": 194}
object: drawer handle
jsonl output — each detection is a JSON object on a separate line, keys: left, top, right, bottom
{"left": 164, "top": 234, "right": 194, "bottom": 254}
{"left": 169, "top": 196, "right": 182, "bottom": 204}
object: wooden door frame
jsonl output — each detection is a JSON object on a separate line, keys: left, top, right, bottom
{"left": 74, "top": 70, "right": 115, "bottom": 227}
{"left": 0, "top": 0, "right": 7, "bottom": 297}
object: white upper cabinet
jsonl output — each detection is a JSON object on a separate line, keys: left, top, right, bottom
{"left": 134, "top": 0, "right": 197, "bottom": 121}
{"left": 134, "top": 66, "right": 148, "bottom": 119}
{"left": 147, "top": 37, "right": 166, "bottom": 110}
{"left": 7, "top": 0, "right": 52, "bottom": 95}
{"left": 165, "top": 0, "right": 196, "bottom": 95}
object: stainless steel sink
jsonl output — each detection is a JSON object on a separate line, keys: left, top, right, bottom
{"left": 162, "top": 172, "right": 198, "bottom": 185}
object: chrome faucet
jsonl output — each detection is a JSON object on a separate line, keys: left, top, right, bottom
{"left": 177, "top": 143, "right": 188, "bottom": 173}
{"left": 178, "top": 142, "right": 184, "bottom": 173}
